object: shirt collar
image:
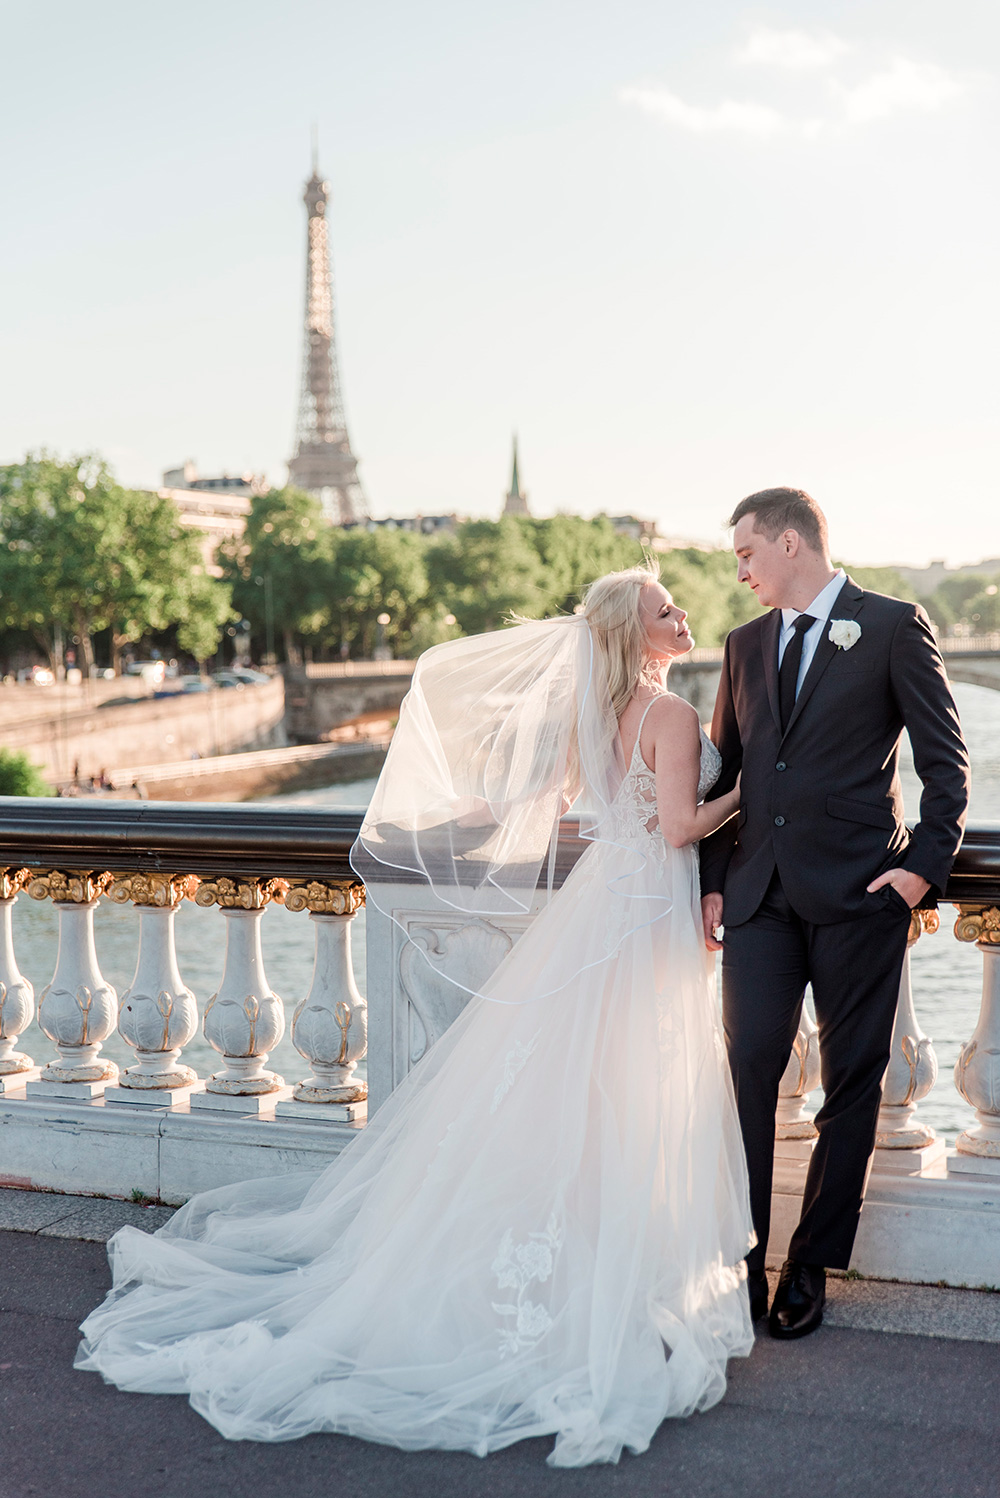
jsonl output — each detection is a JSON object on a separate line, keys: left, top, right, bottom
{"left": 781, "top": 569, "right": 846, "bottom": 633}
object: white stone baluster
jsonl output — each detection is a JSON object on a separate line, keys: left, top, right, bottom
{"left": 103, "top": 873, "right": 202, "bottom": 1107}
{"left": 951, "top": 905, "right": 1000, "bottom": 1175}
{"left": 189, "top": 878, "right": 291, "bottom": 1115}
{"left": 0, "top": 868, "right": 38, "bottom": 1093}
{"left": 25, "top": 870, "right": 118, "bottom": 1101}
{"left": 874, "top": 909, "right": 944, "bottom": 1170}
{"left": 275, "top": 880, "right": 368, "bottom": 1124}
{"left": 775, "top": 1003, "right": 821, "bottom": 1142}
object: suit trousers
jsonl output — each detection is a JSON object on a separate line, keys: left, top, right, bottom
{"left": 721, "top": 872, "right": 913, "bottom": 1273}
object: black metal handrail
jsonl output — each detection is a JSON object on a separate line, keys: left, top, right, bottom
{"left": 0, "top": 798, "right": 997, "bottom": 902}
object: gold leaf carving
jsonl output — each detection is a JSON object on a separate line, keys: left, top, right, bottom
{"left": 108, "top": 872, "right": 199, "bottom": 908}
{"left": 27, "top": 869, "right": 114, "bottom": 905}
{"left": 0, "top": 867, "right": 32, "bottom": 901}
{"left": 194, "top": 877, "right": 289, "bottom": 910}
{"left": 283, "top": 879, "right": 366, "bottom": 916}
{"left": 954, "top": 905, "right": 1000, "bottom": 945}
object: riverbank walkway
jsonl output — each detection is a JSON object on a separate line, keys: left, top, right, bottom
{"left": 1, "top": 1189, "right": 997, "bottom": 1498}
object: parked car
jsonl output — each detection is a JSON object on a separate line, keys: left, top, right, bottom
{"left": 16, "top": 665, "right": 55, "bottom": 685}
{"left": 124, "top": 660, "right": 166, "bottom": 686}
{"left": 179, "top": 677, "right": 214, "bottom": 694}
{"left": 211, "top": 671, "right": 247, "bottom": 690}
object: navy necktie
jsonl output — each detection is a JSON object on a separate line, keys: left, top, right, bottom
{"left": 779, "top": 615, "right": 816, "bottom": 732}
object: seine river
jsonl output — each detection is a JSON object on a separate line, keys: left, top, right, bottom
{"left": 10, "top": 681, "right": 1000, "bottom": 1141}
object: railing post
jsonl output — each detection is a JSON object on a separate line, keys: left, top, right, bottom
{"left": 0, "top": 868, "right": 37, "bottom": 1092}
{"left": 24, "top": 870, "right": 118, "bottom": 1100}
{"left": 275, "top": 879, "right": 368, "bottom": 1124}
{"left": 951, "top": 905, "right": 1000, "bottom": 1174}
{"left": 874, "top": 910, "right": 944, "bottom": 1168}
{"left": 103, "top": 873, "right": 202, "bottom": 1106}
{"left": 775, "top": 1005, "right": 820, "bottom": 1141}
{"left": 189, "top": 877, "right": 291, "bottom": 1114}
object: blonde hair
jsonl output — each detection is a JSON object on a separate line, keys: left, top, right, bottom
{"left": 582, "top": 556, "right": 661, "bottom": 720}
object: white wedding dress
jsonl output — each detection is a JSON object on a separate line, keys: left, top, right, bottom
{"left": 77, "top": 704, "right": 754, "bottom": 1468}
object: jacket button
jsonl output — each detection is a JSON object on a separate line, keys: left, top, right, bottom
{"left": 776, "top": 761, "right": 786, "bottom": 772}
{"left": 774, "top": 815, "right": 786, "bottom": 827}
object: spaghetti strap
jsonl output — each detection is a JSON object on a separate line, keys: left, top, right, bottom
{"left": 625, "top": 696, "right": 662, "bottom": 771}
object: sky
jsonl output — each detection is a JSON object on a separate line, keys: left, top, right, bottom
{"left": 2, "top": 0, "right": 998, "bottom": 567}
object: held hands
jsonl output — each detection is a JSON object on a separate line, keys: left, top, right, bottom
{"left": 866, "top": 869, "right": 931, "bottom": 909}
{"left": 701, "top": 892, "right": 724, "bottom": 953}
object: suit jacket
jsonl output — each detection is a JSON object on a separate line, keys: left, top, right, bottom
{"left": 699, "top": 578, "right": 970, "bottom": 927}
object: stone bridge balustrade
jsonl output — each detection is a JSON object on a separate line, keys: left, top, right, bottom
{"left": 0, "top": 867, "right": 36, "bottom": 1092}
{"left": 952, "top": 904, "right": 1000, "bottom": 1168}
{"left": 874, "top": 909, "right": 943, "bottom": 1169}
{"left": 0, "top": 800, "right": 998, "bottom": 1283}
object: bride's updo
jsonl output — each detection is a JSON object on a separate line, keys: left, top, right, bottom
{"left": 582, "top": 556, "right": 661, "bottom": 720}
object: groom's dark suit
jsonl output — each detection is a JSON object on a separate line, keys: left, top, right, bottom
{"left": 700, "top": 578, "right": 969, "bottom": 1272}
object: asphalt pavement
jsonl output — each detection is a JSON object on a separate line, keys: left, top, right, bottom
{"left": 0, "top": 1191, "right": 998, "bottom": 1498}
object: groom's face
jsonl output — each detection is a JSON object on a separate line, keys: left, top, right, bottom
{"left": 733, "top": 517, "right": 796, "bottom": 609}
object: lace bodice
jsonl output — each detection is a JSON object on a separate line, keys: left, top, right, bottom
{"left": 612, "top": 700, "right": 721, "bottom": 842}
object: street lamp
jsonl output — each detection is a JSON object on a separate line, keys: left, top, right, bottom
{"left": 254, "top": 574, "right": 275, "bottom": 666}
{"left": 374, "top": 612, "right": 392, "bottom": 662}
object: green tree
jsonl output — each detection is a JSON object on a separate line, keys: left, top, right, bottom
{"left": 0, "top": 748, "right": 51, "bottom": 797}
{"left": 0, "top": 454, "right": 232, "bottom": 672}
{"left": 327, "top": 528, "right": 431, "bottom": 657}
{"left": 427, "top": 518, "right": 550, "bottom": 635}
{"left": 526, "top": 514, "right": 645, "bottom": 614}
{"left": 217, "top": 486, "right": 331, "bottom": 664}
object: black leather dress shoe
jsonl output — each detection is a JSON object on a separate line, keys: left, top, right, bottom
{"left": 768, "top": 1260, "right": 826, "bottom": 1340}
{"left": 747, "top": 1270, "right": 769, "bottom": 1323}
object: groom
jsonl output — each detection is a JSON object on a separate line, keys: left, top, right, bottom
{"left": 699, "top": 488, "right": 969, "bottom": 1340}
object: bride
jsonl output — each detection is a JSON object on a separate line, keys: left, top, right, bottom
{"left": 76, "top": 560, "right": 754, "bottom": 1468}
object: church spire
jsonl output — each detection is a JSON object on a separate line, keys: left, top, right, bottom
{"left": 502, "top": 434, "right": 529, "bottom": 517}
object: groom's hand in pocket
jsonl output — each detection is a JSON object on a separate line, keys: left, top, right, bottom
{"left": 701, "top": 892, "right": 724, "bottom": 951}
{"left": 866, "top": 869, "right": 931, "bottom": 909}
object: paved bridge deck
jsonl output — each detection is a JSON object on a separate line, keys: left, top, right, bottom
{"left": 1, "top": 1189, "right": 996, "bottom": 1498}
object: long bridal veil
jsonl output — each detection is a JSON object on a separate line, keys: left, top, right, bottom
{"left": 76, "top": 614, "right": 754, "bottom": 1468}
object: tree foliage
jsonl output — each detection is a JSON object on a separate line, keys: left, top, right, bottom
{"left": 0, "top": 748, "right": 51, "bottom": 797}
{"left": 0, "top": 454, "right": 232, "bottom": 670}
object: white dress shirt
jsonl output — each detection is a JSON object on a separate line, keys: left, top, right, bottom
{"left": 777, "top": 569, "right": 847, "bottom": 697}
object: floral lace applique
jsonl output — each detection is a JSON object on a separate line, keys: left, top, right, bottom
{"left": 491, "top": 1214, "right": 563, "bottom": 1358}
{"left": 612, "top": 726, "right": 721, "bottom": 842}
{"left": 490, "top": 1029, "right": 541, "bottom": 1114}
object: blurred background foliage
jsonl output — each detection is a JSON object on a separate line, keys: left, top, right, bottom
{"left": 1, "top": 456, "right": 991, "bottom": 671}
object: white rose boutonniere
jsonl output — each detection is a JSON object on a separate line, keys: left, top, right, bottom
{"left": 829, "top": 619, "right": 861, "bottom": 651}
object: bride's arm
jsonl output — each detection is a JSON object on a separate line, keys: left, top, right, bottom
{"left": 650, "top": 697, "right": 740, "bottom": 849}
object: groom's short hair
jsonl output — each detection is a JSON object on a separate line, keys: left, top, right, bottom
{"left": 729, "top": 487, "right": 829, "bottom": 555}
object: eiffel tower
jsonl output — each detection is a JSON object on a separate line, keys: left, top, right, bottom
{"left": 288, "top": 149, "right": 369, "bottom": 524}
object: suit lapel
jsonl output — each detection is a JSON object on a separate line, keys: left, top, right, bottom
{"left": 783, "top": 576, "right": 865, "bottom": 739}
{"left": 760, "top": 609, "right": 782, "bottom": 733}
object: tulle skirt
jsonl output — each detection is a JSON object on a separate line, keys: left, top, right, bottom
{"left": 76, "top": 837, "right": 754, "bottom": 1467}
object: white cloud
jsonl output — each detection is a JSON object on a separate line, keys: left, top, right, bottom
{"left": 620, "top": 85, "right": 785, "bottom": 136}
{"left": 737, "top": 27, "right": 849, "bottom": 71}
{"left": 832, "top": 58, "right": 964, "bottom": 122}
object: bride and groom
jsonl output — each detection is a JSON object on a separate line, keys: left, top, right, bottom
{"left": 76, "top": 487, "right": 969, "bottom": 1466}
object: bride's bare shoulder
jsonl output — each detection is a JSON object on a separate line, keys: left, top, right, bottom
{"left": 640, "top": 693, "right": 700, "bottom": 757}
{"left": 647, "top": 692, "right": 699, "bottom": 731}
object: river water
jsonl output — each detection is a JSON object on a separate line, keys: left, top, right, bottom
{"left": 9, "top": 682, "right": 1000, "bottom": 1141}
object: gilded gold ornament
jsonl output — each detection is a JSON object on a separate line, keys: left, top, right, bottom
{"left": 194, "top": 877, "right": 289, "bottom": 910}
{"left": 108, "top": 872, "right": 200, "bottom": 908}
{"left": 27, "top": 869, "right": 114, "bottom": 905}
{"left": 283, "top": 879, "right": 366, "bottom": 916}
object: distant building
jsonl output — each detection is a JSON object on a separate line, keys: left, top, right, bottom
{"left": 158, "top": 461, "right": 265, "bottom": 574}
{"left": 502, "top": 436, "right": 530, "bottom": 518}
{"left": 343, "top": 513, "right": 461, "bottom": 537}
{"left": 891, "top": 558, "right": 1000, "bottom": 594}
{"left": 604, "top": 515, "right": 712, "bottom": 553}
